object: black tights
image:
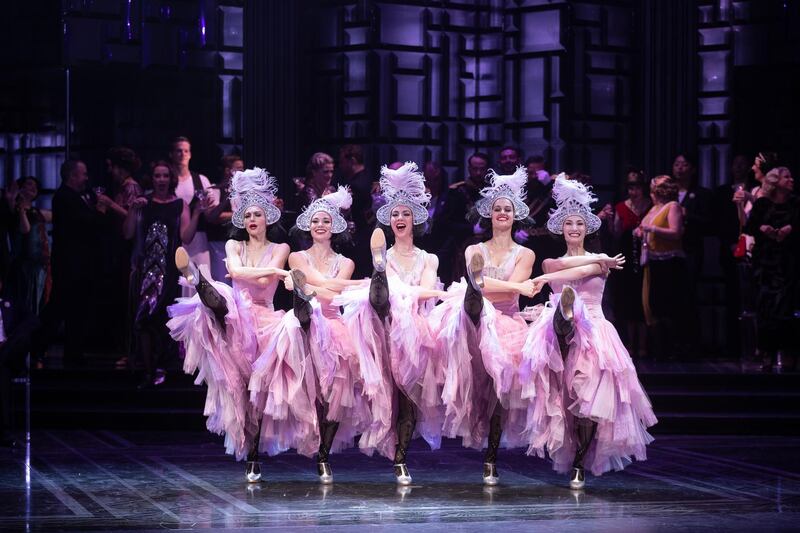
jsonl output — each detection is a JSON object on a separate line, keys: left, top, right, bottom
{"left": 317, "top": 401, "right": 340, "bottom": 463}
{"left": 369, "top": 269, "right": 390, "bottom": 321}
{"left": 463, "top": 279, "right": 504, "bottom": 464}
{"left": 197, "top": 276, "right": 228, "bottom": 328}
{"left": 554, "top": 294, "right": 597, "bottom": 468}
{"left": 394, "top": 391, "right": 417, "bottom": 464}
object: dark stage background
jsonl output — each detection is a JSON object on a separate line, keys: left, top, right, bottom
{"left": 1, "top": 0, "right": 799, "bottom": 353}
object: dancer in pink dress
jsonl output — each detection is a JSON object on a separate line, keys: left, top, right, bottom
{"left": 167, "top": 167, "right": 291, "bottom": 483}
{"left": 334, "top": 162, "right": 446, "bottom": 485}
{"left": 431, "top": 166, "right": 538, "bottom": 485}
{"left": 250, "top": 186, "right": 371, "bottom": 484}
{"left": 520, "top": 175, "right": 657, "bottom": 490}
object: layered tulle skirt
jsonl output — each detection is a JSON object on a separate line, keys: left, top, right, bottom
{"left": 430, "top": 280, "right": 530, "bottom": 450}
{"left": 167, "top": 280, "right": 281, "bottom": 461}
{"left": 519, "top": 291, "right": 657, "bottom": 476}
{"left": 248, "top": 302, "right": 371, "bottom": 458}
{"left": 334, "top": 278, "right": 445, "bottom": 460}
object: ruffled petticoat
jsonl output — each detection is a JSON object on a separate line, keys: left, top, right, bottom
{"left": 519, "top": 291, "right": 658, "bottom": 476}
{"left": 167, "top": 279, "right": 281, "bottom": 461}
{"left": 333, "top": 278, "right": 444, "bottom": 460}
{"left": 430, "top": 280, "right": 530, "bottom": 450}
{"left": 248, "top": 300, "right": 371, "bottom": 458}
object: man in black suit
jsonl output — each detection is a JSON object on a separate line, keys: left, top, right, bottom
{"left": 0, "top": 279, "right": 38, "bottom": 447}
{"left": 32, "top": 160, "right": 108, "bottom": 367}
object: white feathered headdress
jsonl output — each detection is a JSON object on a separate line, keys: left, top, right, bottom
{"left": 476, "top": 166, "right": 530, "bottom": 220}
{"left": 295, "top": 185, "right": 353, "bottom": 234}
{"left": 229, "top": 167, "right": 282, "bottom": 228}
{"left": 546, "top": 173, "right": 601, "bottom": 234}
{"left": 375, "top": 161, "right": 431, "bottom": 225}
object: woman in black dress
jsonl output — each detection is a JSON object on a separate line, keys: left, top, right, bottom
{"left": 123, "top": 161, "right": 210, "bottom": 388}
{"left": 743, "top": 166, "right": 798, "bottom": 371}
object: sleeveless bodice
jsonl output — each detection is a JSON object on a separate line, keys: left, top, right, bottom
{"left": 644, "top": 202, "right": 684, "bottom": 259}
{"left": 550, "top": 256, "right": 607, "bottom": 319}
{"left": 301, "top": 250, "right": 343, "bottom": 318}
{"left": 478, "top": 242, "right": 522, "bottom": 315}
{"left": 387, "top": 247, "right": 428, "bottom": 286}
{"left": 234, "top": 242, "right": 279, "bottom": 308}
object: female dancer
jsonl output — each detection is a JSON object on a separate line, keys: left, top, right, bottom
{"left": 249, "top": 186, "right": 370, "bottom": 484}
{"left": 167, "top": 167, "right": 290, "bottom": 482}
{"left": 432, "top": 166, "right": 537, "bottom": 485}
{"left": 520, "top": 175, "right": 657, "bottom": 490}
{"left": 335, "top": 162, "right": 446, "bottom": 485}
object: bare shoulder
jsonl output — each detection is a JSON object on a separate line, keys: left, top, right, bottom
{"left": 225, "top": 239, "right": 242, "bottom": 254}
{"left": 425, "top": 251, "right": 440, "bottom": 269}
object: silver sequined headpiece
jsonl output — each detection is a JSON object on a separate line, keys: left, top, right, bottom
{"left": 546, "top": 173, "right": 602, "bottom": 234}
{"left": 295, "top": 186, "right": 352, "bottom": 234}
{"left": 229, "top": 167, "right": 282, "bottom": 229}
{"left": 375, "top": 161, "right": 431, "bottom": 225}
{"left": 476, "top": 166, "right": 530, "bottom": 220}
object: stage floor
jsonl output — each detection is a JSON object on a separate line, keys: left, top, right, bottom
{"left": 3, "top": 431, "right": 798, "bottom": 531}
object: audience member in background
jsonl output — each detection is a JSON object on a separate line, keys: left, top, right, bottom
{"left": 442, "top": 152, "right": 490, "bottom": 284}
{"left": 418, "top": 161, "right": 450, "bottom": 272}
{"left": 671, "top": 153, "right": 711, "bottom": 348}
{"left": 170, "top": 136, "right": 219, "bottom": 297}
{"left": 497, "top": 145, "right": 522, "bottom": 175}
{"left": 104, "top": 147, "right": 144, "bottom": 368}
{"left": 33, "top": 160, "right": 112, "bottom": 368}
{"left": 206, "top": 154, "right": 244, "bottom": 284}
{"left": 338, "top": 144, "right": 373, "bottom": 277}
{"left": 743, "top": 167, "right": 798, "bottom": 372}
{"left": 5, "top": 177, "right": 52, "bottom": 317}
{"left": 713, "top": 155, "right": 752, "bottom": 358}
{"left": 295, "top": 152, "right": 336, "bottom": 209}
{"left": 0, "top": 278, "right": 39, "bottom": 447}
{"left": 736, "top": 151, "right": 781, "bottom": 226}
{"left": 522, "top": 157, "right": 560, "bottom": 305}
{"left": 124, "top": 161, "right": 210, "bottom": 388}
{"left": 612, "top": 168, "right": 651, "bottom": 357}
{"left": 635, "top": 175, "right": 689, "bottom": 359}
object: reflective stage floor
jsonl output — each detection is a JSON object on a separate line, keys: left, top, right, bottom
{"left": 3, "top": 431, "right": 798, "bottom": 531}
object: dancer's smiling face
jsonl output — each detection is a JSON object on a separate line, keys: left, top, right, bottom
{"left": 563, "top": 215, "right": 587, "bottom": 245}
{"left": 390, "top": 206, "right": 414, "bottom": 239}
{"left": 243, "top": 206, "right": 267, "bottom": 238}
{"left": 491, "top": 197, "right": 515, "bottom": 231}
{"left": 310, "top": 211, "right": 333, "bottom": 242}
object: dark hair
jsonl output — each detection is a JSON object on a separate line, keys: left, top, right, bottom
{"left": 499, "top": 145, "right": 522, "bottom": 159}
{"left": 468, "top": 152, "right": 490, "bottom": 166}
{"left": 143, "top": 160, "right": 178, "bottom": 192}
{"left": 17, "top": 175, "right": 41, "bottom": 190}
{"left": 756, "top": 151, "right": 780, "bottom": 175}
{"left": 221, "top": 154, "right": 243, "bottom": 170}
{"left": 231, "top": 222, "right": 289, "bottom": 244}
{"left": 467, "top": 204, "right": 534, "bottom": 242}
{"left": 288, "top": 224, "right": 353, "bottom": 253}
{"left": 171, "top": 136, "right": 192, "bottom": 150}
{"left": 623, "top": 166, "right": 649, "bottom": 196}
{"left": 107, "top": 146, "right": 142, "bottom": 175}
{"left": 651, "top": 175, "right": 679, "bottom": 203}
{"left": 525, "top": 155, "right": 545, "bottom": 166}
{"left": 60, "top": 159, "right": 83, "bottom": 182}
{"left": 339, "top": 144, "right": 364, "bottom": 164}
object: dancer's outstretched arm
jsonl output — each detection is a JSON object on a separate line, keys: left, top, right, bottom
{"left": 415, "top": 252, "right": 448, "bottom": 300}
{"left": 543, "top": 253, "right": 624, "bottom": 274}
{"left": 224, "top": 239, "right": 291, "bottom": 281}
{"left": 465, "top": 245, "right": 537, "bottom": 298}
{"left": 287, "top": 252, "right": 365, "bottom": 293}
{"left": 535, "top": 263, "right": 604, "bottom": 285}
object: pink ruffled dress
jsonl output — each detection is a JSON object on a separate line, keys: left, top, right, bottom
{"left": 430, "top": 243, "right": 530, "bottom": 450}
{"left": 167, "top": 242, "right": 284, "bottom": 461}
{"left": 249, "top": 251, "right": 371, "bottom": 458}
{"left": 333, "top": 248, "right": 445, "bottom": 459}
{"left": 519, "top": 266, "right": 657, "bottom": 476}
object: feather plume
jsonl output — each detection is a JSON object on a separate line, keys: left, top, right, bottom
{"left": 379, "top": 161, "right": 430, "bottom": 205}
{"left": 322, "top": 185, "right": 353, "bottom": 211}
{"left": 551, "top": 172, "right": 597, "bottom": 207}
{"left": 229, "top": 167, "right": 277, "bottom": 202}
{"left": 480, "top": 165, "right": 528, "bottom": 202}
